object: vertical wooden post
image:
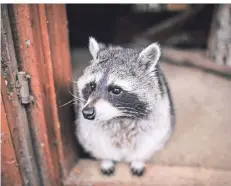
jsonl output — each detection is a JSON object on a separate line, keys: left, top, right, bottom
{"left": 45, "top": 4, "right": 78, "bottom": 176}
{"left": 1, "top": 5, "right": 41, "bottom": 186}
{"left": 1, "top": 96, "right": 22, "bottom": 186}
{"left": 6, "top": 4, "right": 78, "bottom": 185}
{"left": 207, "top": 4, "right": 231, "bottom": 66}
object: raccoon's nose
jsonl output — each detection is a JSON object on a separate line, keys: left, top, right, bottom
{"left": 82, "top": 107, "right": 96, "bottom": 120}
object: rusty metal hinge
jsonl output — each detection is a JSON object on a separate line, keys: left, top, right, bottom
{"left": 16, "top": 71, "right": 33, "bottom": 104}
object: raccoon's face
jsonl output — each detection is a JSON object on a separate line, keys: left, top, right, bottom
{"left": 77, "top": 37, "right": 161, "bottom": 122}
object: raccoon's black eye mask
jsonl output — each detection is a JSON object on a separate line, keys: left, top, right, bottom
{"left": 82, "top": 81, "right": 96, "bottom": 100}
{"left": 82, "top": 80, "right": 124, "bottom": 100}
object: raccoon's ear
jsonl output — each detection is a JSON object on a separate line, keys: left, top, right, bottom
{"left": 138, "top": 43, "right": 161, "bottom": 72}
{"left": 89, "top": 37, "right": 105, "bottom": 61}
{"left": 89, "top": 37, "right": 100, "bottom": 60}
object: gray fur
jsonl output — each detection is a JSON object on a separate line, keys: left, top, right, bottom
{"left": 74, "top": 37, "right": 175, "bottom": 176}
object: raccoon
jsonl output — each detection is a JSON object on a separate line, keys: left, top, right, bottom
{"left": 74, "top": 37, "right": 175, "bottom": 176}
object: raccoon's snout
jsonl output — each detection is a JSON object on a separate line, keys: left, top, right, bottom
{"left": 82, "top": 106, "right": 96, "bottom": 120}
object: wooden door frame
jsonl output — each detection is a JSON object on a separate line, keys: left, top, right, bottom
{"left": 1, "top": 5, "right": 41, "bottom": 185}
{"left": 2, "top": 4, "right": 231, "bottom": 186}
{"left": 1, "top": 4, "right": 78, "bottom": 185}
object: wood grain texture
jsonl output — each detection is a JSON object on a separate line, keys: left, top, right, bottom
{"left": 8, "top": 4, "right": 77, "bottom": 185}
{"left": 1, "top": 5, "right": 40, "bottom": 186}
{"left": 1, "top": 97, "right": 22, "bottom": 186}
{"left": 8, "top": 4, "right": 63, "bottom": 185}
{"left": 45, "top": 4, "right": 78, "bottom": 178}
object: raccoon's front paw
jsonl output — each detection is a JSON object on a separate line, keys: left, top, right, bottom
{"left": 100, "top": 160, "right": 115, "bottom": 176}
{"left": 130, "top": 161, "right": 145, "bottom": 177}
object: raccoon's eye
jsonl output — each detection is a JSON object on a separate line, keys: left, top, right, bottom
{"left": 89, "top": 82, "right": 96, "bottom": 91}
{"left": 109, "top": 86, "right": 122, "bottom": 95}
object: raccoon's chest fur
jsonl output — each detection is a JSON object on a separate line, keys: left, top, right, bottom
{"left": 100, "top": 118, "right": 146, "bottom": 148}
{"left": 77, "top": 117, "right": 144, "bottom": 153}
{"left": 76, "top": 95, "right": 173, "bottom": 162}
{"left": 77, "top": 117, "right": 148, "bottom": 161}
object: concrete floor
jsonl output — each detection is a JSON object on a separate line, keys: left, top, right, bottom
{"left": 71, "top": 48, "right": 231, "bottom": 171}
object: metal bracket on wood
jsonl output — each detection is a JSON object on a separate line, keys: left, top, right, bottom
{"left": 17, "top": 71, "right": 33, "bottom": 104}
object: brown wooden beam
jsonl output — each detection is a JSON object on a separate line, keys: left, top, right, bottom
{"left": 45, "top": 4, "right": 78, "bottom": 178}
{"left": 1, "top": 96, "right": 22, "bottom": 186}
{"left": 1, "top": 5, "right": 41, "bottom": 185}
{"left": 8, "top": 4, "right": 66, "bottom": 185}
{"left": 7, "top": 4, "right": 77, "bottom": 185}
{"left": 161, "top": 47, "right": 231, "bottom": 78}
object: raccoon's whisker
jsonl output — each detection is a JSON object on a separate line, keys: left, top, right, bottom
{"left": 68, "top": 90, "right": 86, "bottom": 102}
{"left": 70, "top": 95, "right": 86, "bottom": 102}
{"left": 120, "top": 109, "right": 147, "bottom": 115}
{"left": 68, "top": 78, "right": 78, "bottom": 85}
{"left": 120, "top": 112, "right": 138, "bottom": 117}
{"left": 117, "top": 106, "right": 148, "bottom": 114}
{"left": 114, "top": 101, "right": 147, "bottom": 111}
{"left": 128, "top": 107, "right": 147, "bottom": 113}
{"left": 59, "top": 98, "right": 79, "bottom": 108}
{"left": 122, "top": 110, "right": 147, "bottom": 117}
{"left": 122, "top": 113, "right": 143, "bottom": 119}
{"left": 120, "top": 110, "right": 148, "bottom": 117}
{"left": 122, "top": 114, "right": 137, "bottom": 119}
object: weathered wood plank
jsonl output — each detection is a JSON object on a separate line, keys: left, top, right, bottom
{"left": 8, "top": 4, "right": 77, "bottom": 184}
{"left": 1, "top": 5, "right": 40, "bottom": 186}
{"left": 161, "top": 47, "right": 231, "bottom": 77}
{"left": 1, "top": 96, "right": 22, "bottom": 186}
{"left": 207, "top": 5, "right": 231, "bottom": 66}
{"left": 8, "top": 4, "right": 63, "bottom": 185}
{"left": 45, "top": 4, "right": 78, "bottom": 178}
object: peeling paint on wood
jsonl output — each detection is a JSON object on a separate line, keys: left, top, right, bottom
{"left": 1, "top": 5, "right": 41, "bottom": 186}
{"left": 8, "top": 4, "right": 62, "bottom": 185}
{"left": 7, "top": 4, "right": 78, "bottom": 185}
{"left": 2, "top": 4, "right": 79, "bottom": 185}
{"left": 1, "top": 97, "right": 22, "bottom": 186}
